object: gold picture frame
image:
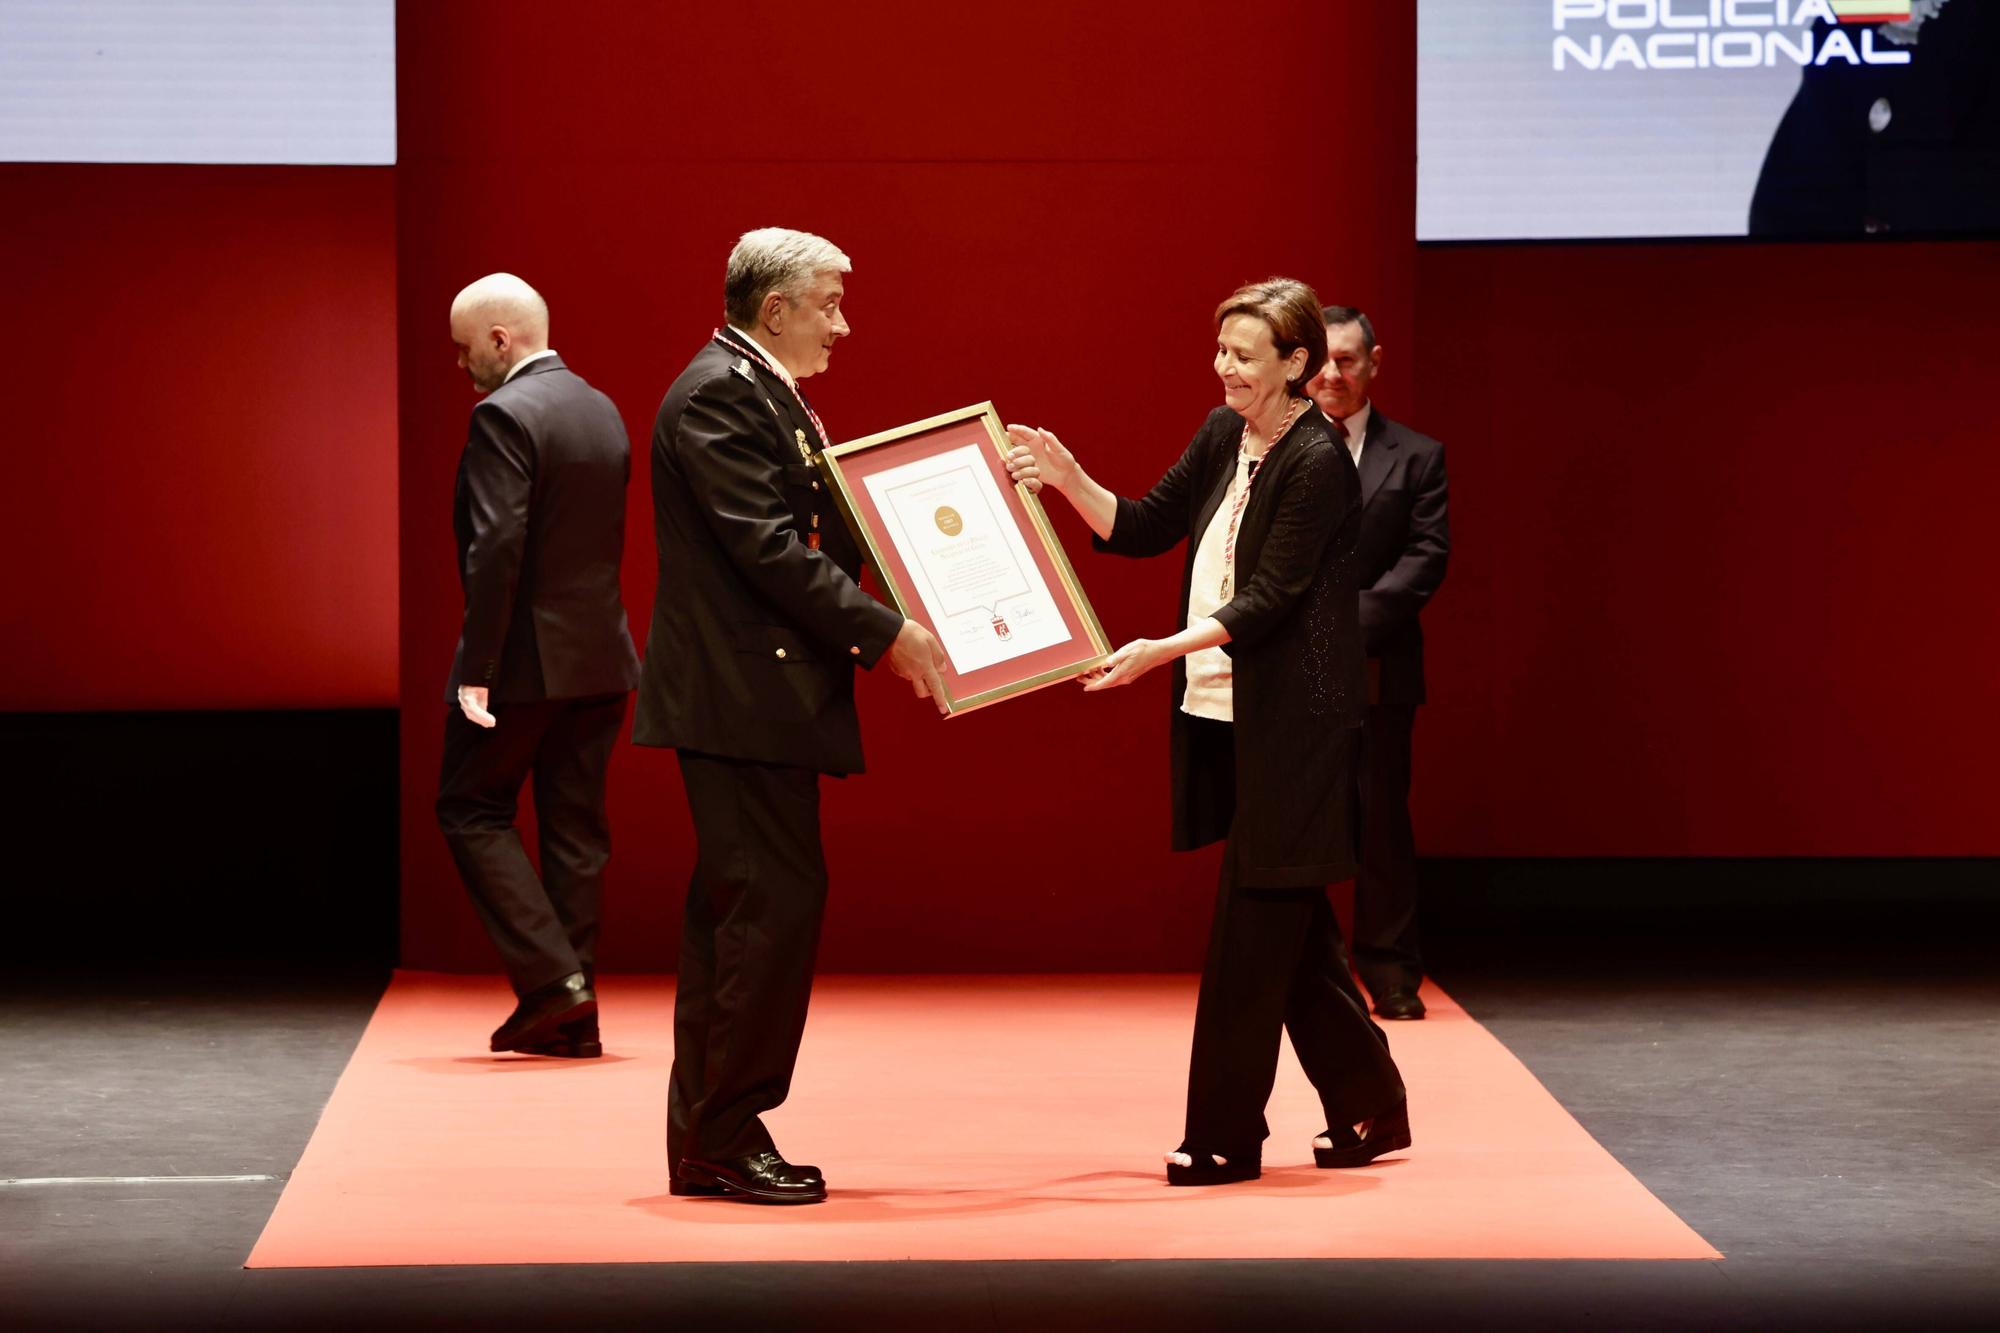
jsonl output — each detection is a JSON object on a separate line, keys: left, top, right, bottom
{"left": 817, "top": 402, "right": 1111, "bottom": 716}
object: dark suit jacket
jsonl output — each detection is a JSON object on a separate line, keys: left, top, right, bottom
{"left": 1750, "top": 6, "right": 2000, "bottom": 236}
{"left": 1096, "top": 405, "right": 1366, "bottom": 888}
{"left": 1350, "top": 407, "right": 1449, "bottom": 707}
{"left": 632, "top": 335, "right": 903, "bottom": 775}
{"left": 448, "top": 354, "right": 642, "bottom": 704}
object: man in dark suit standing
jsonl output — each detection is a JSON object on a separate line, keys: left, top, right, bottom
{"left": 437, "top": 273, "right": 642, "bottom": 1058}
{"left": 1308, "top": 306, "right": 1449, "bottom": 1021}
{"left": 636, "top": 228, "right": 949, "bottom": 1205}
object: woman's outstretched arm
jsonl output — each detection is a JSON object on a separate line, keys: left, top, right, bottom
{"left": 1005, "top": 424, "right": 1117, "bottom": 538}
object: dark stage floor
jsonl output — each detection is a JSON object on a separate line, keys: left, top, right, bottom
{"left": 3, "top": 939, "right": 1996, "bottom": 1331}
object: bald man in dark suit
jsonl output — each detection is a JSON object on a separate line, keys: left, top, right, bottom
{"left": 437, "top": 273, "right": 641, "bottom": 1058}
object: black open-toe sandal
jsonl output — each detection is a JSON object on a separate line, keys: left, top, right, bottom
{"left": 1313, "top": 1100, "right": 1412, "bottom": 1168}
{"left": 1164, "top": 1146, "right": 1261, "bottom": 1186}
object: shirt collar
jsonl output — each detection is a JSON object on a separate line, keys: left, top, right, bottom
{"left": 502, "top": 348, "right": 559, "bottom": 384}
{"left": 1339, "top": 400, "right": 1372, "bottom": 444}
{"left": 723, "top": 325, "right": 797, "bottom": 389}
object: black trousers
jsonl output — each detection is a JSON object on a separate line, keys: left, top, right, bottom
{"left": 1353, "top": 703, "right": 1423, "bottom": 999}
{"left": 1181, "top": 720, "right": 1403, "bottom": 1161}
{"left": 435, "top": 693, "right": 626, "bottom": 996}
{"left": 668, "top": 749, "right": 829, "bottom": 1171}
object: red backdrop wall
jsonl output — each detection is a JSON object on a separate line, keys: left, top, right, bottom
{"left": 1410, "top": 240, "right": 2000, "bottom": 856}
{"left": 2, "top": 7, "right": 1987, "bottom": 971}
{"left": 0, "top": 165, "right": 397, "bottom": 710}
{"left": 394, "top": 0, "right": 1419, "bottom": 972}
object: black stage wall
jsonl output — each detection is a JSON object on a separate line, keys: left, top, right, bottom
{"left": 6, "top": 705, "right": 1987, "bottom": 973}
{"left": 3, "top": 711, "right": 398, "bottom": 970}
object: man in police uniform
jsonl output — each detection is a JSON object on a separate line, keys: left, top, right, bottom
{"left": 635, "top": 228, "right": 948, "bottom": 1204}
{"left": 1751, "top": 1, "right": 1999, "bottom": 236}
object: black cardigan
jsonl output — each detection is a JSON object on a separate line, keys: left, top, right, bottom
{"left": 1095, "top": 404, "right": 1366, "bottom": 887}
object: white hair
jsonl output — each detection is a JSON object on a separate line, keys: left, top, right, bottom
{"left": 723, "top": 228, "right": 850, "bottom": 328}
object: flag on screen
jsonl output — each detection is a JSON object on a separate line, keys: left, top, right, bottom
{"left": 1830, "top": 1, "right": 1913, "bottom": 22}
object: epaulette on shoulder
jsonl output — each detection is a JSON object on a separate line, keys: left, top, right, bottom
{"left": 731, "top": 357, "right": 756, "bottom": 383}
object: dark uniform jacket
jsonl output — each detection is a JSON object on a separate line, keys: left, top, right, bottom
{"left": 1096, "top": 405, "right": 1366, "bottom": 887}
{"left": 633, "top": 334, "right": 903, "bottom": 775}
{"left": 1351, "top": 408, "right": 1450, "bottom": 706}
{"left": 1751, "top": 5, "right": 2000, "bottom": 236}
{"left": 448, "top": 354, "right": 642, "bottom": 703}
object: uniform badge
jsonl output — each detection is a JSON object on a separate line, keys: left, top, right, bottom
{"left": 731, "top": 357, "right": 755, "bottom": 383}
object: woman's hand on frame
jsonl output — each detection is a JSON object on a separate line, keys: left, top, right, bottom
{"left": 1081, "top": 638, "right": 1168, "bottom": 692}
{"left": 1005, "top": 424, "right": 1078, "bottom": 493}
{"left": 1001, "top": 442, "right": 1043, "bottom": 494}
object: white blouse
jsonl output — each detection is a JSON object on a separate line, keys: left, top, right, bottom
{"left": 1179, "top": 448, "right": 1258, "bottom": 723}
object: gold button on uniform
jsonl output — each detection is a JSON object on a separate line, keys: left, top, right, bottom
{"left": 849, "top": 646, "right": 861, "bottom": 655}
{"left": 775, "top": 648, "right": 787, "bottom": 659}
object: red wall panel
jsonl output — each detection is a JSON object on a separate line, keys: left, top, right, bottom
{"left": 395, "top": 0, "right": 1418, "bottom": 972}
{"left": 0, "top": 164, "right": 398, "bottom": 710}
{"left": 1412, "top": 240, "right": 2000, "bottom": 856}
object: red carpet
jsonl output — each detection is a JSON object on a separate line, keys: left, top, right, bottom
{"left": 246, "top": 973, "right": 1719, "bottom": 1266}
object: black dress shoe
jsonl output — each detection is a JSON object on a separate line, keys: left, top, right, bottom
{"left": 677, "top": 1151, "right": 827, "bottom": 1204}
{"left": 490, "top": 971, "right": 596, "bottom": 1053}
{"left": 1373, "top": 988, "right": 1426, "bottom": 1020}
{"left": 1314, "top": 1100, "right": 1412, "bottom": 1168}
{"left": 515, "top": 1013, "right": 601, "bottom": 1059}
{"left": 667, "top": 1158, "right": 821, "bottom": 1198}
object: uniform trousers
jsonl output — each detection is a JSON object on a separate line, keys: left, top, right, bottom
{"left": 435, "top": 693, "right": 627, "bottom": 996}
{"left": 1181, "top": 719, "right": 1404, "bottom": 1161}
{"left": 668, "top": 749, "right": 829, "bottom": 1172}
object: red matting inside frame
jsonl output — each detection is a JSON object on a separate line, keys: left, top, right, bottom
{"left": 831, "top": 414, "right": 1101, "bottom": 708}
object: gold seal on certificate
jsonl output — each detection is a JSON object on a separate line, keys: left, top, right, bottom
{"left": 814, "top": 403, "right": 1110, "bottom": 715}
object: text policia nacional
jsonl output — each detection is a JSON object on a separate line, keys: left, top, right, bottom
{"left": 1552, "top": 0, "right": 1928, "bottom": 72}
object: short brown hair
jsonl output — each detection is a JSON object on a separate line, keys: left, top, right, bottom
{"left": 1214, "top": 277, "right": 1326, "bottom": 396}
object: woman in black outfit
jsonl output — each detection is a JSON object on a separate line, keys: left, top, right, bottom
{"left": 1007, "top": 278, "right": 1409, "bottom": 1185}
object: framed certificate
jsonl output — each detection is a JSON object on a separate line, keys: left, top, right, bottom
{"left": 818, "top": 402, "right": 1111, "bottom": 716}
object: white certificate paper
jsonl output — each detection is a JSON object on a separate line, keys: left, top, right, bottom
{"left": 862, "top": 443, "right": 1070, "bottom": 675}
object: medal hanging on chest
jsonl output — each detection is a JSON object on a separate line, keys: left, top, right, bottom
{"left": 717, "top": 328, "right": 832, "bottom": 554}
{"left": 796, "top": 428, "right": 822, "bottom": 549}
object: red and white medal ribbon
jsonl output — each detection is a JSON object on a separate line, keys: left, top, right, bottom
{"left": 713, "top": 328, "right": 830, "bottom": 453}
